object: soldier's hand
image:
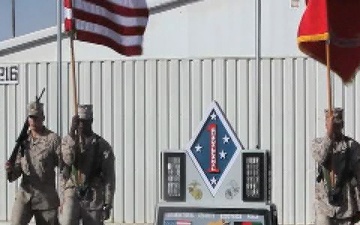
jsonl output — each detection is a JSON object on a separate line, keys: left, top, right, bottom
{"left": 352, "top": 212, "right": 360, "bottom": 223}
{"left": 102, "top": 204, "right": 112, "bottom": 220}
{"left": 70, "top": 115, "right": 79, "bottom": 139}
{"left": 5, "top": 161, "right": 13, "bottom": 173}
{"left": 326, "top": 113, "right": 334, "bottom": 139}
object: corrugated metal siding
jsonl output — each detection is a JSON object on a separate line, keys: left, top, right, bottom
{"left": 0, "top": 57, "right": 358, "bottom": 224}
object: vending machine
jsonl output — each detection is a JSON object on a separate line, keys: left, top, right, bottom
{"left": 155, "top": 101, "right": 278, "bottom": 225}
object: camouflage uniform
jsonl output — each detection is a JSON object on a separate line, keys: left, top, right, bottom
{"left": 60, "top": 105, "right": 115, "bottom": 225}
{"left": 312, "top": 108, "right": 360, "bottom": 225}
{"left": 7, "top": 102, "right": 61, "bottom": 225}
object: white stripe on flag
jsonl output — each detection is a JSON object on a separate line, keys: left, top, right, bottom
{"left": 107, "top": 0, "right": 148, "bottom": 9}
{"left": 75, "top": 19, "right": 143, "bottom": 46}
{"left": 73, "top": 0, "right": 148, "bottom": 27}
{"left": 64, "top": 8, "right": 73, "bottom": 19}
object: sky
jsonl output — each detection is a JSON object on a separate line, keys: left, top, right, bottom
{"left": 0, "top": 0, "right": 57, "bottom": 42}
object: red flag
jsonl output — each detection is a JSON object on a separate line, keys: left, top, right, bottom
{"left": 297, "top": 0, "right": 360, "bottom": 83}
{"left": 64, "top": 0, "right": 149, "bottom": 56}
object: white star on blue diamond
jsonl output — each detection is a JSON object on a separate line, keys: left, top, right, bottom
{"left": 223, "top": 135, "right": 230, "bottom": 144}
{"left": 210, "top": 112, "right": 217, "bottom": 120}
{"left": 194, "top": 144, "right": 202, "bottom": 152}
{"left": 210, "top": 177, "right": 217, "bottom": 185}
{"left": 219, "top": 150, "right": 227, "bottom": 159}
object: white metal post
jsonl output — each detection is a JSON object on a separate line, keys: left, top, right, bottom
{"left": 255, "top": 0, "right": 261, "bottom": 149}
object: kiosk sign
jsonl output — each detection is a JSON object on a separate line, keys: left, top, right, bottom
{"left": 159, "top": 207, "right": 268, "bottom": 225}
{"left": 156, "top": 101, "right": 278, "bottom": 225}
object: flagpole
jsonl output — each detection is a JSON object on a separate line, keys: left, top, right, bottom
{"left": 326, "top": 40, "right": 333, "bottom": 111}
{"left": 57, "top": 0, "right": 63, "bottom": 138}
{"left": 11, "top": 0, "right": 15, "bottom": 37}
{"left": 325, "top": 39, "right": 336, "bottom": 189}
{"left": 65, "top": 0, "right": 81, "bottom": 188}
{"left": 57, "top": 0, "right": 65, "bottom": 212}
{"left": 70, "top": 35, "right": 78, "bottom": 115}
{"left": 69, "top": 33, "right": 81, "bottom": 186}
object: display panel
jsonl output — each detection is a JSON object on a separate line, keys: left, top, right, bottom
{"left": 242, "top": 152, "right": 265, "bottom": 202}
{"left": 157, "top": 207, "right": 270, "bottom": 225}
{"left": 163, "top": 152, "right": 186, "bottom": 201}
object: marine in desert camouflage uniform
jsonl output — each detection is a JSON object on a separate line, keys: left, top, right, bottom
{"left": 5, "top": 101, "right": 61, "bottom": 225}
{"left": 312, "top": 108, "right": 360, "bottom": 225}
{"left": 60, "top": 104, "right": 115, "bottom": 225}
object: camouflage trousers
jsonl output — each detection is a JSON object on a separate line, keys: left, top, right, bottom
{"left": 316, "top": 212, "right": 354, "bottom": 225}
{"left": 60, "top": 192, "right": 103, "bottom": 225}
{"left": 11, "top": 197, "right": 58, "bottom": 225}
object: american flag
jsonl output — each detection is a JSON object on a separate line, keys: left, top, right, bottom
{"left": 164, "top": 220, "right": 192, "bottom": 225}
{"left": 64, "top": 0, "right": 149, "bottom": 56}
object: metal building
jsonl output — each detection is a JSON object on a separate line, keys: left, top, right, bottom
{"left": 1, "top": 0, "right": 359, "bottom": 225}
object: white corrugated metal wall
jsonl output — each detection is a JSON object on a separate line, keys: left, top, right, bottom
{"left": 1, "top": 57, "right": 360, "bottom": 225}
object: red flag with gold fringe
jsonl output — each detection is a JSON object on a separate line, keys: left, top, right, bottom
{"left": 297, "top": 0, "right": 360, "bottom": 83}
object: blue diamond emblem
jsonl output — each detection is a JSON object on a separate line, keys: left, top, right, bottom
{"left": 187, "top": 101, "right": 244, "bottom": 196}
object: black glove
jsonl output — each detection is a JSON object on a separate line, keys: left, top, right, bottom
{"left": 328, "top": 187, "right": 343, "bottom": 206}
{"left": 316, "top": 166, "right": 323, "bottom": 183}
{"left": 352, "top": 212, "right": 360, "bottom": 223}
{"left": 5, "top": 161, "right": 13, "bottom": 174}
{"left": 102, "top": 204, "right": 112, "bottom": 220}
{"left": 70, "top": 115, "right": 79, "bottom": 139}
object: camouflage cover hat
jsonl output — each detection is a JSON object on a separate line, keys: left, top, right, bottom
{"left": 78, "top": 104, "right": 93, "bottom": 120}
{"left": 27, "top": 101, "right": 44, "bottom": 117}
{"left": 325, "top": 107, "right": 343, "bottom": 124}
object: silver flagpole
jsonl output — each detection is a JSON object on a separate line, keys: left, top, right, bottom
{"left": 57, "top": 0, "right": 63, "bottom": 136}
{"left": 12, "top": 0, "right": 15, "bottom": 37}
{"left": 255, "top": 0, "right": 261, "bottom": 149}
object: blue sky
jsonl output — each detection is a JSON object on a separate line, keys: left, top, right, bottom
{"left": 0, "top": 0, "right": 57, "bottom": 41}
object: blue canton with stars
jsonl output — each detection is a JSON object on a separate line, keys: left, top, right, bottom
{"left": 187, "top": 102, "right": 242, "bottom": 196}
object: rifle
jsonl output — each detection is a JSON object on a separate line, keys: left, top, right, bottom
{"left": 6, "top": 88, "right": 45, "bottom": 181}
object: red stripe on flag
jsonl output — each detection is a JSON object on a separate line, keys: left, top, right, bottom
{"left": 76, "top": 30, "right": 143, "bottom": 56}
{"left": 82, "top": 0, "right": 149, "bottom": 17}
{"left": 65, "top": 19, "right": 73, "bottom": 32}
{"left": 73, "top": 8, "right": 146, "bottom": 36}
{"left": 64, "top": 0, "right": 72, "bottom": 8}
